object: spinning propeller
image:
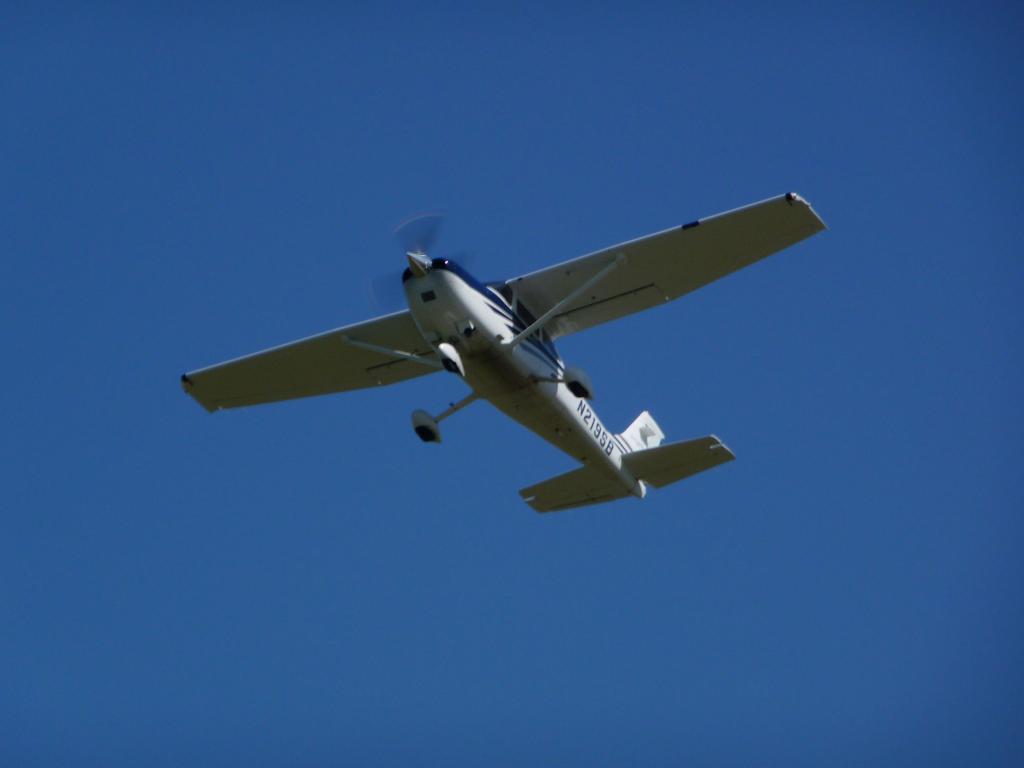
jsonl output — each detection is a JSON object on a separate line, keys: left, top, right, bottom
{"left": 368, "top": 211, "right": 477, "bottom": 311}
{"left": 395, "top": 211, "right": 443, "bottom": 278}
{"left": 394, "top": 211, "right": 444, "bottom": 258}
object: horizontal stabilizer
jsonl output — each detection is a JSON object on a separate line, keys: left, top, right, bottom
{"left": 622, "top": 435, "right": 735, "bottom": 488}
{"left": 520, "top": 465, "right": 634, "bottom": 513}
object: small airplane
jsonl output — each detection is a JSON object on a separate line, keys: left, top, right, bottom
{"left": 182, "top": 192, "right": 825, "bottom": 512}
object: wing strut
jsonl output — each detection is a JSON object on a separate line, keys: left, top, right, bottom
{"left": 507, "top": 253, "right": 626, "bottom": 348}
{"left": 340, "top": 335, "right": 442, "bottom": 369}
{"left": 433, "top": 392, "right": 478, "bottom": 422}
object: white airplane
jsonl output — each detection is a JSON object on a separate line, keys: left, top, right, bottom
{"left": 182, "top": 192, "right": 825, "bottom": 512}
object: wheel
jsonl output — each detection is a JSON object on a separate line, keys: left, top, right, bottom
{"left": 411, "top": 409, "right": 441, "bottom": 443}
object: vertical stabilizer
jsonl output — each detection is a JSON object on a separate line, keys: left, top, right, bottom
{"left": 618, "top": 410, "right": 665, "bottom": 452}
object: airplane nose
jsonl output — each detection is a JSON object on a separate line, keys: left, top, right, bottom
{"left": 406, "top": 251, "right": 431, "bottom": 278}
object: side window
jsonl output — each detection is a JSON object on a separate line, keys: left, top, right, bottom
{"left": 490, "top": 283, "right": 514, "bottom": 305}
{"left": 516, "top": 300, "right": 537, "bottom": 326}
{"left": 516, "top": 299, "right": 552, "bottom": 343}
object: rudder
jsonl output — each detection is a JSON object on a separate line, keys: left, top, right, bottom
{"left": 618, "top": 410, "right": 666, "bottom": 452}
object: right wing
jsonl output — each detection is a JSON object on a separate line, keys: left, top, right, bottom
{"left": 181, "top": 310, "right": 438, "bottom": 412}
{"left": 506, "top": 192, "right": 826, "bottom": 339}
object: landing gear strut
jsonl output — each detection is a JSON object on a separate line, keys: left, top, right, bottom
{"left": 411, "top": 392, "right": 478, "bottom": 443}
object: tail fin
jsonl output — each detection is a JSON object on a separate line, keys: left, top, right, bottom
{"left": 618, "top": 410, "right": 666, "bottom": 452}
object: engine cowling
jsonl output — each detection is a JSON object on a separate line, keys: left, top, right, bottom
{"left": 563, "top": 365, "right": 594, "bottom": 400}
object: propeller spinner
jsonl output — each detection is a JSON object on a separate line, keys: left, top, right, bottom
{"left": 369, "top": 211, "right": 450, "bottom": 310}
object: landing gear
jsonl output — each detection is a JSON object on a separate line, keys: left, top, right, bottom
{"left": 412, "top": 410, "right": 441, "bottom": 443}
{"left": 411, "top": 392, "right": 478, "bottom": 444}
{"left": 562, "top": 365, "right": 595, "bottom": 400}
{"left": 436, "top": 342, "right": 466, "bottom": 377}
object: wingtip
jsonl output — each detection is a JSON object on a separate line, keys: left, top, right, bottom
{"left": 785, "top": 190, "right": 828, "bottom": 231}
{"left": 709, "top": 434, "right": 736, "bottom": 460}
{"left": 180, "top": 373, "right": 219, "bottom": 413}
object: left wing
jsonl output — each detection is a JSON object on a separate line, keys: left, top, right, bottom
{"left": 181, "top": 310, "right": 438, "bottom": 412}
{"left": 519, "top": 464, "right": 634, "bottom": 513}
{"left": 506, "top": 192, "right": 826, "bottom": 339}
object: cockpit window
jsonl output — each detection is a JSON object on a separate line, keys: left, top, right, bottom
{"left": 515, "top": 299, "right": 553, "bottom": 343}
{"left": 516, "top": 300, "right": 537, "bottom": 326}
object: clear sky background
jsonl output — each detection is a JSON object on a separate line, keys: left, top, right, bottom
{"left": 2, "top": 3, "right": 1022, "bottom": 765}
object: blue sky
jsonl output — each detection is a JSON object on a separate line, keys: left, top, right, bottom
{"left": 2, "top": 3, "right": 1022, "bottom": 765}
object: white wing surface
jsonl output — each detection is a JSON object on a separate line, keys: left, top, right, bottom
{"left": 506, "top": 192, "right": 826, "bottom": 339}
{"left": 181, "top": 310, "right": 437, "bottom": 412}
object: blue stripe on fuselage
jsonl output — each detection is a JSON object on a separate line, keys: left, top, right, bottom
{"left": 435, "top": 258, "right": 563, "bottom": 368}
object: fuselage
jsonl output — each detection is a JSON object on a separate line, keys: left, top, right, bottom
{"left": 403, "top": 258, "right": 644, "bottom": 498}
